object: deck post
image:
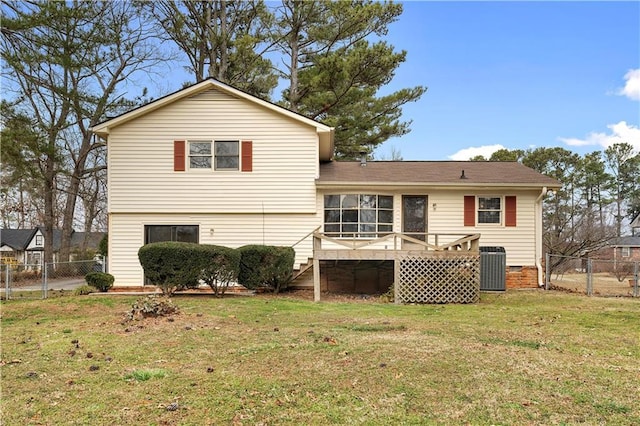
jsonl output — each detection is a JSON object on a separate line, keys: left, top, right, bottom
{"left": 313, "top": 235, "right": 321, "bottom": 302}
{"left": 394, "top": 255, "right": 400, "bottom": 304}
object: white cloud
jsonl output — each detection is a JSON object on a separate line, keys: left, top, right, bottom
{"left": 448, "top": 144, "right": 505, "bottom": 161}
{"left": 559, "top": 121, "right": 640, "bottom": 152}
{"left": 618, "top": 69, "right": 640, "bottom": 101}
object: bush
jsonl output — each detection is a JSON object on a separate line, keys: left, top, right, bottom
{"left": 194, "top": 244, "right": 240, "bottom": 297}
{"left": 84, "top": 272, "right": 114, "bottom": 292}
{"left": 74, "top": 284, "right": 98, "bottom": 296}
{"left": 98, "top": 234, "right": 108, "bottom": 257}
{"left": 138, "top": 242, "right": 202, "bottom": 295}
{"left": 238, "top": 245, "right": 295, "bottom": 293}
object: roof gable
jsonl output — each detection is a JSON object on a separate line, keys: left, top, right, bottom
{"left": 0, "top": 229, "right": 37, "bottom": 250}
{"left": 317, "top": 161, "right": 561, "bottom": 188}
{"left": 90, "top": 78, "right": 335, "bottom": 160}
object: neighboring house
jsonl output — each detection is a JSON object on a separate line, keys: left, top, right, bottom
{"left": 91, "top": 78, "right": 560, "bottom": 295}
{"left": 0, "top": 228, "right": 45, "bottom": 266}
{"left": 610, "top": 236, "right": 640, "bottom": 263}
{"left": 631, "top": 213, "right": 640, "bottom": 237}
{"left": 0, "top": 228, "right": 104, "bottom": 265}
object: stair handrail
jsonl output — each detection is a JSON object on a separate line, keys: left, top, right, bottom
{"left": 291, "top": 226, "right": 322, "bottom": 248}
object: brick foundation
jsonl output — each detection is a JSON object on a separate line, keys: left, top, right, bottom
{"left": 505, "top": 266, "right": 539, "bottom": 289}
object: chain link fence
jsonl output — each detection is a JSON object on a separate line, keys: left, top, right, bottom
{"left": 1, "top": 259, "right": 105, "bottom": 300}
{"left": 545, "top": 254, "right": 639, "bottom": 297}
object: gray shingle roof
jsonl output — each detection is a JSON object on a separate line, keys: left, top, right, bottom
{"left": 318, "top": 161, "right": 561, "bottom": 187}
{"left": 1, "top": 229, "right": 105, "bottom": 252}
{"left": 612, "top": 236, "right": 640, "bottom": 247}
{"left": 0, "top": 229, "right": 37, "bottom": 250}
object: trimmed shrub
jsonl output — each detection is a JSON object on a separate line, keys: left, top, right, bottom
{"left": 138, "top": 242, "right": 200, "bottom": 295}
{"left": 194, "top": 244, "right": 240, "bottom": 297}
{"left": 238, "top": 245, "right": 295, "bottom": 293}
{"left": 84, "top": 272, "right": 114, "bottom": 292}
{"left": 138, "top": 242, "right": 202, "bottom": 295}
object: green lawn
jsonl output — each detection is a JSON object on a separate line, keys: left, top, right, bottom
{"left": 1, "top": 291, "right": 638, "bottom": 425}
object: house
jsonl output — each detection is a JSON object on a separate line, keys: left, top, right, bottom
{"left": 0, "top": 228, "right": 104, "bottom": 266}
{"left": 593, "top": 214, "right": 640, "bottom": 266}
{"left": 91, "top": 78, "right": 560, "bottom": 299}
{"left": 0, "top": 228, "right": 44, "bottom": 266}
{"left": 610, "top": 236, "right": 640, "bottom": 263}
{"left": 631, "top": 213, "right": 640, "bottom": 237}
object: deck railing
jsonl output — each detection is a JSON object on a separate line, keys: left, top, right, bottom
{"left": 312, "top": 232, "right": 480, "bottom": 252}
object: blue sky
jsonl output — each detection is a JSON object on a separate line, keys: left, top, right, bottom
{"left": 374, "top": 1, "right": 640, "bottom": 160}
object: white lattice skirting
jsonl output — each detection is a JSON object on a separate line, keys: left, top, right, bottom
{"left": 395, "top": 253, "right": 480, "bottom": 304}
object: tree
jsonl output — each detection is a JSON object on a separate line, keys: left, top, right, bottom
{"left": 489, "top": 148, "right": 525, "bottom": 162}
{"left": 522, "top": 147, "right": 618, "bottom": 273}
{"left": 273, "top": 0, "right": 426, "bottom": 159}
{"left": 146, "top": 0, "right": 278, "bottom": 97}
{"left": 0, "top": 101, "right": 54, "bottom": 229}
{"left": 604, "top": 143, "right": 640, "bottom": 236}
{"left": 575, "top": 151, "right": 610, "bottom": 229}
{"left": 2, "top": 1, "right": 167, "bottom": 261}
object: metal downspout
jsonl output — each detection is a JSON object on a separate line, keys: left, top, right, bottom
{"left": 535, "top": 187, "right": 548, "bottom": 287}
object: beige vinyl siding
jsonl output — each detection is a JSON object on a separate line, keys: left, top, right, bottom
{"left": 107, "top": 89, "right": 318, "bottom": 214}
{"left": 109, "top": 212, "right": 321, "bottom": 287}
{"left": 317, "top": 188, "right": 539, "bottom": 266}
{"left": 427, "top": 189, "right": 537, "bottom": 265}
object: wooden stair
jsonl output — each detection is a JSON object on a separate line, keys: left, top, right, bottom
{"left": 290, "top": 257, "right": 314, "bottom": 288}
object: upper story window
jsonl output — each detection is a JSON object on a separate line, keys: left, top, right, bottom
{"left": 324, "top": 194, "right": 393, "bottom": 238}
{"left": 189, "top": 141, "right": 212, "bottom": 169}
{"left": 187, "top": 140, "right": 239, "bottom": 170}
{"left": 621, "top": 247, "right": 631, "bottom": 257}
{"left": 477, "top": 197, "right": 501, "bottom": 224}
{"left": 35, "top": 235, "right": 43, "bottom": 246}
{"left": 175, "top": 139, "right": 250, "bottom": 172}
{"left": 215, "top": 141, "right": 239, "bottom": 170}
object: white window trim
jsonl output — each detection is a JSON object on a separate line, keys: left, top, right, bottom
{"left": 476, "top": 196, "right": 503, "bottom": 226}
{"left": 214, "top": 140, "right": 240, "bottom": 171}
{"left": 621, "top": 247, "right": 631, "bottom": 257}
{"left": 187, "top": 140, "right": 213, "bottom": 171}
{"left": 186, "top": 140, "right": 242, "bottom": 171}
{"left": 323, "top": 194, "right": 394, "bottom": 239}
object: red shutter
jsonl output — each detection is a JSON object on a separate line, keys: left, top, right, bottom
{"left": 241, "top": 140, "right": 253, "bottom": 172}
{"left": 174, "top": 140, "right": 185, "bottom": 171}
{"left": 505, "top": 196, "right": 517, "bottom": 227}
{"left": 464, "top": 196, "right": 475, "bottom": 226}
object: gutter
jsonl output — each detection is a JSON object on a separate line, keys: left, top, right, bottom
{"left": 535, "top": 187, "right": 548, "bottom": 287}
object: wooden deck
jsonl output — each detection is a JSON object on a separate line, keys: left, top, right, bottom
{"left": 311, "top": 232, "right": 480, "bottom": 301}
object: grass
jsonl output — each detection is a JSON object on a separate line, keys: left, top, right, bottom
{"left": 1, "top": 290, "right": 639, "bottom": 425}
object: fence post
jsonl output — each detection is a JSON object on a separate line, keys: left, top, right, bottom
{"left": 4, "top": 266, "right": 10, "bottom": 300}
{"left": 545, "top": 253, "right": 550, "bottom": 290}
{"left": 586, "top": 258, "right": 593, "bottom": 296}
{"left": 634, "top": 262, "right": 639, "bottom": 298}
{"left": 394, "top": 256, "right": 400, "bottom": 304}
